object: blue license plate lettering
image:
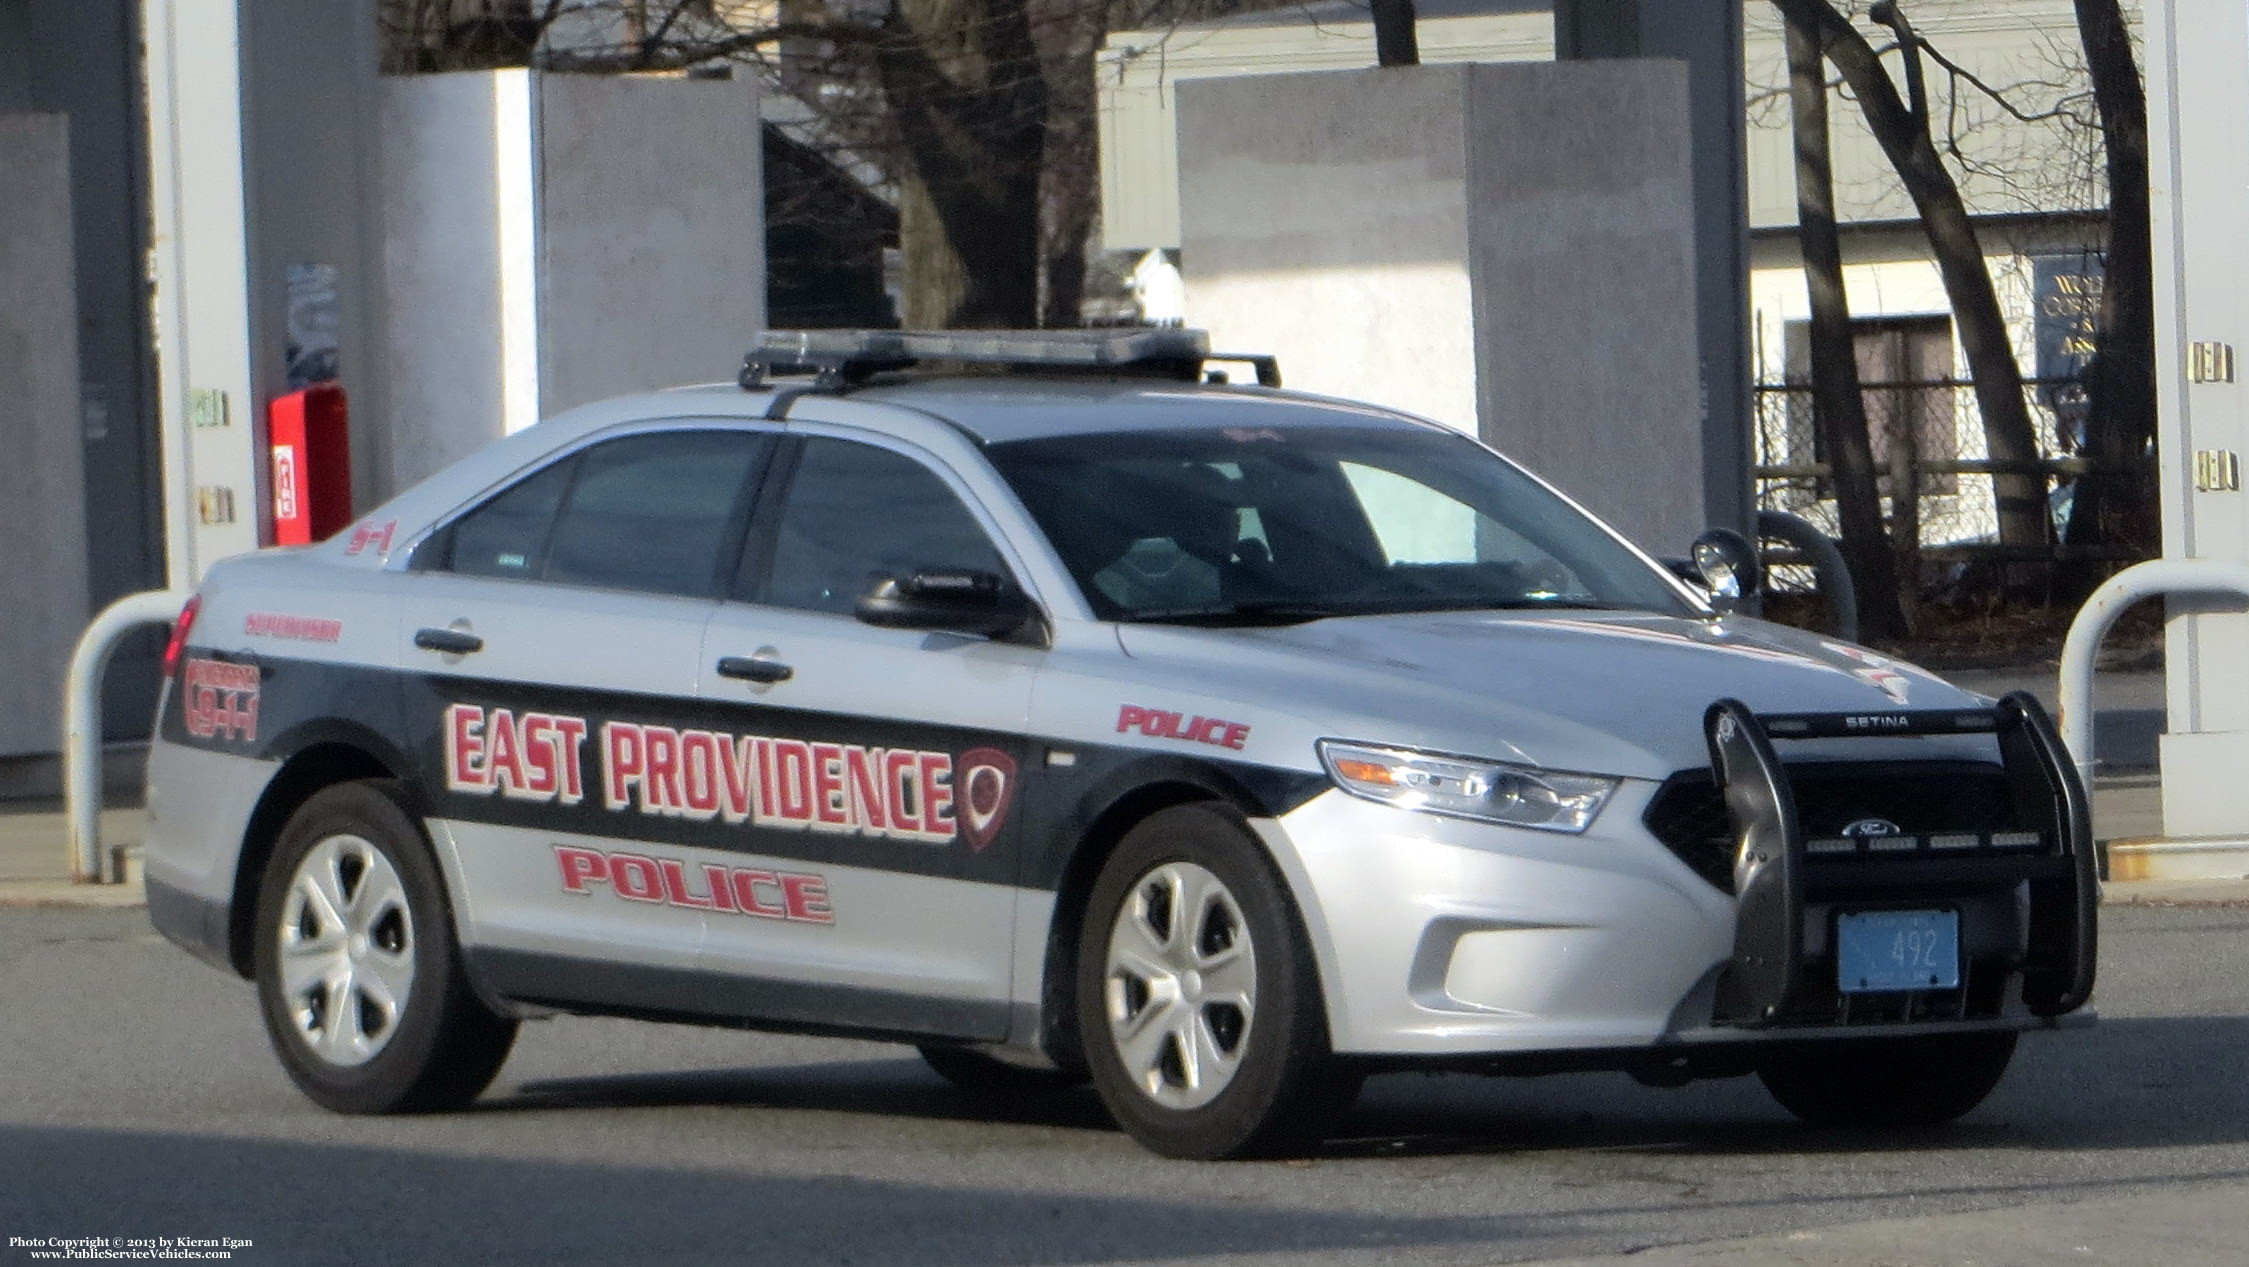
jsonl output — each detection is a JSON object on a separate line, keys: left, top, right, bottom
{"left": 1837, "top": 909, "right": 1960, "bottom": 994}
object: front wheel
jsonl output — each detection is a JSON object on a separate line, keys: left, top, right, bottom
{"left": 252, "top": 781, "right": 517, "bottom": 1113}
{"left": 1758, "top": 1031, "right": 2018, "bottom": 1128}
{"left": 1076, "top": 803, "right": 1353, "bottom": 1159}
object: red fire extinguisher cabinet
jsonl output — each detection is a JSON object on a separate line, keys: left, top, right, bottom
{"left": 268, "top": 384, "right": 352, "bottom": 546}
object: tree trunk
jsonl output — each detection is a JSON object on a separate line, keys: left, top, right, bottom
{"left": 2061, "top": 0, "right": 2158, "bottom": 593}
{"left": 1770, "top": 0, "right": 2049, "bottom": 553}
{"left": 1787, "top": 14, "right": 1908, "bottom": 641}
{"left": 1035, "top": 4, "right": 1105, "bottom": 329}
{"left": 877, "top": 0, "right": 1048, "bottom": 328}
{"left": 1372, "top": 0, "right": 1420, "bottom": 67}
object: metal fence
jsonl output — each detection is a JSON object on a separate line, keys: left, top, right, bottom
{"left": 1751, "top": 377, "right": 2106, "bottom": 596}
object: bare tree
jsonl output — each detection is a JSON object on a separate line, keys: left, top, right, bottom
{"left": 1785, "top": 10, "right": 1908, "bottom": 640}
{"left": 1768, "top": 0, "right": 2051, "bottom": 553}
{"left": 2060, "top": 0, "right": 2156, "bottom": 587}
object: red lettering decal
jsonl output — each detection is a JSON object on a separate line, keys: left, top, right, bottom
{"left": 679, "top": 731, "right": 722, "bottom": 819}
{"left": 755, "top": 737, "right": 779, "bottom": 825}
{"left": 921, "top": 752, "right": 955, "bottom": 837}
{"left": 446, "top": 705, "right": 489, "bottom": 792}
{"left": 1116, "top": 705, "right": 1149, "bottom": 734}
{"left": 774, "top": 740, "right": 814, "bottom": 823}
{"left": 811, "top": 743, "right": 851, "bottom": 830}
{"left": 718, "top": 735, "right": 756, "bottom": 824}
{"left": 486, "top": 708, "right": 529, "bottom": 795}
{"left": 703, "top": 863, "right": 739, "bottom": 912}
{"left": 1192, "top": 716, "right": 1229, "bottom": 745}
{"left": 845, "top": 746, "right": 888, "bottom": 834}
{"left": 610, "top": 854, "right": 664, "bottom": 902}
{"left": 1221, "top": 722, "right": 1251, "bottom": 750}
{"left": 731, "top": 870, "right": 786, "bottom": 919}
{"left": 643, "top": 726, "right": 682, "bottom": 815}
{"left": 520, "top": 714, "right": 558, "bottom": 796}
{"left": 551, "top": 716, "right": 588, "bottom": 804}
{"left": 603, "top": 722, "right": 644, "bottom": 810}
{"left": 885, "top": 750, "right": 923, "bottom": 835}
{"left": 659, "top": 858, "right": 716, "bottom": 909}
{"left": 555, "top": 846, "right": 609, "bottom": 894}
{"left": 782, "top": 873, "right": 834, "bottom": 924}
{"left": 1161, "top": 712, "right": 1196, "bottom": 740}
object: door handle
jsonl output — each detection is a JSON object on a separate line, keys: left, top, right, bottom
{"left": 414, "top": 627, "right": 484, "bottom": 655}
{"left": 716, "top": 655, "right": 793, "bottom": 684}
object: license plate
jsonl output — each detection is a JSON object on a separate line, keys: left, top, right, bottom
{"left": 1836, "top": 909, "right": 1960, "bottom": 994}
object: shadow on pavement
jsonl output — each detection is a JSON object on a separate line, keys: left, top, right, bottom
{"left": 482, "top": 1014, "right": 2249, "bottom": 1161}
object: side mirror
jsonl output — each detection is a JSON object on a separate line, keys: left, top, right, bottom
{"left": 1690, "top": 527, "right": 1762, "bottom": 613}
{"left": 855, "top": 569, "right": 1033, "bottom": 638}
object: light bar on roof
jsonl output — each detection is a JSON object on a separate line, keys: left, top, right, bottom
{"left": 753, "top": 327, "right": 1212, "bottom": 371}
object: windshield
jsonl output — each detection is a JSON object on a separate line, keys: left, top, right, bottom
{"left": 987, "top": 424, "right": 1695, "bottom": 625}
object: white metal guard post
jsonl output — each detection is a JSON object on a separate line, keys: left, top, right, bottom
{"left": 2058, "top": 559, "right": 2249, "bottom": 796}
{"left": 65, "top": 589, "right": 194, "bottom": 883}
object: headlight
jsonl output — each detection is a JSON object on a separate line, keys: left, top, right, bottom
{"left": 1316, "top": 740, "right": 1618, "bottom": 834}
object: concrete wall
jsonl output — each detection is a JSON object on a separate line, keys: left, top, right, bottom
{"left": 0, "top": 115, "right": 92, "bottom": 756}
{"left": 2149, "top": 0, "right": 2249, "bottom": 838}
{"left": 1465, "top": 60, "right": 1703, "bottom": 554}
{"left": 1178, "top": 67, "right": 1479, "bottom": 434}
{"left": 379, "top": 72, "right": 518, "bottom": 490}
{"left": 378, "top": 70, "right": 764, "bottom": 494}
{"left": 1178, "top": 61, "right": 1705, "bottom": 555}
{"left": 538, "top": 74, "right": 765, "bottom": 417}
{"left": 241, "top": 0, "right": 385, "bottom": 521}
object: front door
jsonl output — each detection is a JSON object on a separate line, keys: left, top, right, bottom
{"left": 695, "top": 431, "right": 1044, "bottom": 1039}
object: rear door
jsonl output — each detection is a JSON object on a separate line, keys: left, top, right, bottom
{"left": 393, "top": 423, "right": 776, "bottom": 1003}
{"left": 693, "top": 429, "right": 1044, "bottom": 1040}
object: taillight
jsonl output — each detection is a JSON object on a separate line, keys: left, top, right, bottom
{"left": 162, "top": 595, "right": 202, "bottom": 676}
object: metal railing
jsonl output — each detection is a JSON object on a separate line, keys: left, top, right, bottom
{"left": 65, "top": 590, "right": 191, "bottom": 883}
{"left": 1752, "top": 377, "right": 2110, "bottom": 595}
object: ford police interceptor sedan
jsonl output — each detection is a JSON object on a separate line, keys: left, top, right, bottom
{"left": 143, "top": 329, "right": 2096, "bottom": 1159}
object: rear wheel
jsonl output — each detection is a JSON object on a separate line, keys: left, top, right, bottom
{"left": 253, "top": 781, "right": 517, "bottom": 1113}
{"left": 1758, "top": 1031, "right": 2017, "bottom": 1128}
{"left": 1076, "top": 803, "right": 1354, "bottom": 1159}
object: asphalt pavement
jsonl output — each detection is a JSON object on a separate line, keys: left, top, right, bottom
{"left": 5, "top": 903, "right": 2249, "bottom": 1266}
{"left": 7, "top": 666, "right": 2248, "bottom": 1265}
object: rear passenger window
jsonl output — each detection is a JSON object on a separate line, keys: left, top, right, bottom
{"left": 758, "top": 438, "right": 1009, "bottom": 614}
{"left": 445, "top": 459, "right": 572, "bottom": 581}
{"left": 439, "top": 430, "right": 766, "bottom": 598}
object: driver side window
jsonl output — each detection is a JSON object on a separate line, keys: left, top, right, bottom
{"left": 754, "top": 438, "right": 1011, "bottom": 615}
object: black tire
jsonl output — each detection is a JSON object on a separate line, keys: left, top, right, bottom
{"left": 1075, "top": 802, "right": 1352, "bottom": 1159}
{"left": 252, "top": 780, "right": 517, "bottom": 1113}
{"left": 1757, "top": 1031, "right": 2018, "bottom": 1128}
{"left": 918, "top": 1045, "right": 1087, "bottom": 1098}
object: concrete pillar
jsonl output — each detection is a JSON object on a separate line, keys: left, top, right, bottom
{"left": 1556, "top": 0, "right": 1752, "bottom": 541}
{"left": 0, "top": 115, "right": 92, "bottom": 757}
{"left": 377, "top": 70, "right": 765, "bottom": 491}
{"left": 1178, "top": 61, "right": 1707, "bottom": 555}
{"left": 2148, "top": 0, "right": 2249, "bottom": 840}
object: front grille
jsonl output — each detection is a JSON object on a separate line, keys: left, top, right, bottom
{"left": 1643, "top": 761, "right": 2024, "bottom": 893}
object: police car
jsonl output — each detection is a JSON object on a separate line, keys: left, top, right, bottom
{"left": 143, "top": 329, "right": 2096, "bottom": 1159}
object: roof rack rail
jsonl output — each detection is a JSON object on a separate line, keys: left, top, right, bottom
{"left": 738, "top": 328, "right": 1279, "bottom": 392}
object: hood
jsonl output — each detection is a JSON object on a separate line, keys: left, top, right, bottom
{"left": 1115, "top": 610, "right": 1995, "bottom": 780}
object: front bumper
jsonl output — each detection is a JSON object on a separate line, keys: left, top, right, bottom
{"left": 1262, "top": 692, "right": 2097, "bottom": 1060}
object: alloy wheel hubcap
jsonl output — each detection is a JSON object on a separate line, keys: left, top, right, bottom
{"left": 1104, "top": 860, "right": 1256, "bottom": 1110}
{"left": 277, "top": 834, "right": 414, "bottom": 1067}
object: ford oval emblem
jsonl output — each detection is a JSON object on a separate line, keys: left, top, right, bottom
{"left": 1841, "top": 817, "right": 1903, "bottom": 838}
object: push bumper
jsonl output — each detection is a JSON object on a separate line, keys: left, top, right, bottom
{"left": 1265, "top": 691, "right": 2096, "bottom": 1060}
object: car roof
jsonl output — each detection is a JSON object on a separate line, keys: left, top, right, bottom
{"left": 834, "top": 376, "right": 1448, "bottom": 445}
